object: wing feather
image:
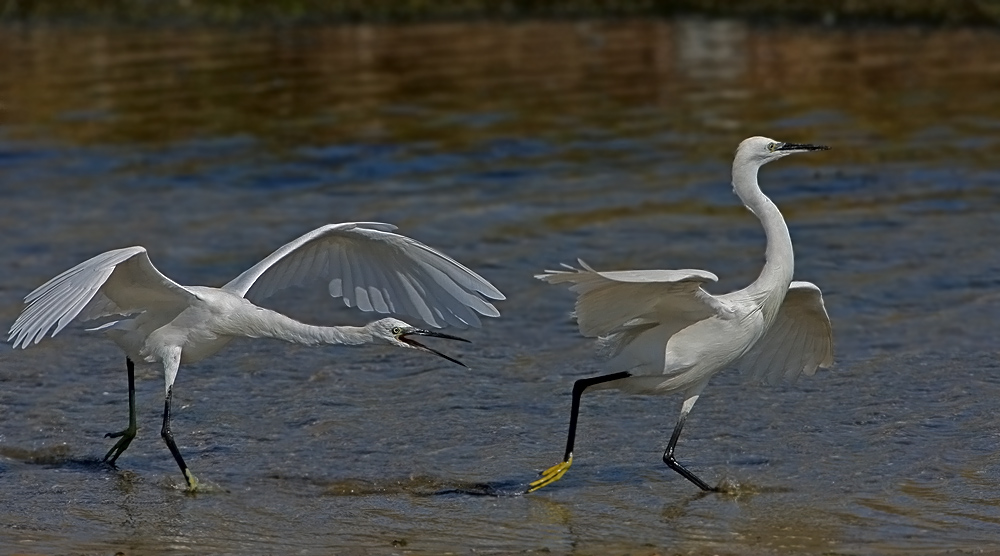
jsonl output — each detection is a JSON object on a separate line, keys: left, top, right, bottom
{"left": 351, "top": 252, "right": 376, "bottom": 312}
{"left": 536, "top": 259, "right": 725, "bottom": 338}
{"left": 9, "top": 246, "right": 201, "bottom": 349}
{"left": 280, "top": 243, "right": 310, "bottom": 289}
{"left": 362, "top": 261, "right": 392, "bottom": 314}
{"left": 770, "top": 326, "right": 797, "bottom": 383}
{"left": 737, "top": 281, "right": 834, "bottom": 385}
{"left": 223, "top": 223, "right": 503, "bottom": 329}
{"left": 78, "top": 292, "right": 121, "bottom": 322}
{"left": 396, "top": 272, "right": 434, "bottom": 325}
{"left": 326, "top": 243, "right": 345, "bottom": 299}
{"left": 365, "top": 262, "right": 393, "bottom": 314}
{"left": 339, "top": 244, "right": 357, "bottom": 309}
{"left": 417, "top": 263, "right": 491, "bottom": 326}
{"left": 384, "top": 268, "right": 415, "bottom": 319}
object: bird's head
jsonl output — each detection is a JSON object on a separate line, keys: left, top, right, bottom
{"left": 736, "top": 136, "right": 829, "bottom": 167}
{"left": 365, "top": 317, "right": 470, "bottom": 367}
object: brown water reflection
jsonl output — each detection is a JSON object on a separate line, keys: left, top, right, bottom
{"left": 1, "top": 18, "right": 1000, "bottom": 556}
{"left": 2, "top": 21, "right": 1000, "bottom": 164}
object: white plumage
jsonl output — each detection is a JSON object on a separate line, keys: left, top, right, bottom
{"left": 738, "top": 281, "right": 834, "bottom": 385}
{"left": 529, "top": 136, "right": 834, "bottom": 493}
{"left": 540, "top": 264, "right": 832, "bottom": 391}
{"left": 8, "top": 222, "right": 503, "bottom": 490}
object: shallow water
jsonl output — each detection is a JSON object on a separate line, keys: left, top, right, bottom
{"left": 1, "top": 19, "right": 1000, "bottom": 555}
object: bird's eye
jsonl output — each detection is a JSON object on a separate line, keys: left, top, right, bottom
{"left": 391, "top": 327, "right": 403, "bottom": 335}
{"left": 767, "top": 142, "right": 776, "bottom": 152}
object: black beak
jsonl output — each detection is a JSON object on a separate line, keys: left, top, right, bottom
{"left": 778, "top": 142, "right": 830, "bottom": 152}
{"left": 399, "top": 329, "right": 470, "bottom": 368}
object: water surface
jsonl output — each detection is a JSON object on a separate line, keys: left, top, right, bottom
{"left": 1, "top": 20, "right": 1000, "bottom": 554}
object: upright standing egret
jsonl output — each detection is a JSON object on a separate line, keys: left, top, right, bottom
{"left": 528, "top": 137, "right": 834, "bottom": 493}
{"left": 8, "top": 222, "right": 504, "bottom": 490}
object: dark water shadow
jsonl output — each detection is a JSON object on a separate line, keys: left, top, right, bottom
{"left": 306, "top": 468, "right": 801, "bottom": 499}
{"left": 0, "top": 443, "right": 103, "bottom": 468}
{"left": 302, "top": 470, "right": 797, "bottom": 498}
{"left": 0, "top": 444, "right": 231, "bottom": 494}
{"left": 430, "top": 479, "right": 528, "bottom": 497}
{"left": 269, "top": 472, "right": 530, "bottom": 497}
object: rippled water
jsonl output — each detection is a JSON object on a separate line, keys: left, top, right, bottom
{"left": 1, "top": 19, "right": 1000, "bottom": 554}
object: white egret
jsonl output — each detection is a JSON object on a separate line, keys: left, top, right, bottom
{"left": 8, "top": 222, "right": 504, "bottom": 490}
{"left": 529, "top": 137, "right": 834, "bottom": 493}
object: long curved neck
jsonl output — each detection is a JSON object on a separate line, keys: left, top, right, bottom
{"left": 733, "top": 164, "right": 794, "bottom": 316}
{"left": 223, "top": 307, "right": 372, "bottom": 347}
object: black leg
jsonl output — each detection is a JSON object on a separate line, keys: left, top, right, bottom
{"left": 528, "top": 371, "right": 631, "bottom": 493}
{"left": 662, "top": 411, "right": 717, "bottom": 492}
{"left": 104, "top": 358, "right": 137, "bottom": 465}
{"left": 161, "top": 386, "right": 198, "bottom": 490}
{"left": 562, "top": 371, "right": 632, "bottom": 462}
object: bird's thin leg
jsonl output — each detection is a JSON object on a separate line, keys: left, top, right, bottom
{"left": 662, "top": 394, "right": 717, "bottom": 492}
{"left": 528, "top": 371, "right": 631, "bottom": 493}
{"left": 104, "top": 357, "right": 138, "bottom": 465}
{"left": 161, "top": 386, "right": 199, "bottom": 490}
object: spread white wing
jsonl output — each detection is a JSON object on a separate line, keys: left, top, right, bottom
{"left": 9, "top": 247, "right": 201, "bottom": 349}
{"left": 536, "top": 259, "right": 727, "bottom": 338}
{"left": 223, "top": 222, "right": 504, "bottom": 329}
{"left": 736, "top": 281, "right": 834, "bottom": 384}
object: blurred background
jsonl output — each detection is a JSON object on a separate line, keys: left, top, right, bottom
{"left": 2, "top": 2, "right": 1000, "bottom": 555}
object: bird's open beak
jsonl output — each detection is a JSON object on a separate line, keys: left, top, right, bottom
{"left": 777, "top": 142, "right": 830, "bottom": 152}
{"left": 399, "top": 329, "right": 470, "bottom": 368}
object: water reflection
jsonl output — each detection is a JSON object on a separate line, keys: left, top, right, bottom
{"left": 0, "top": 20, "right": 998, "bottom": 165}
{"left": 675, "top": 19, "right": 748, "bottom": 82}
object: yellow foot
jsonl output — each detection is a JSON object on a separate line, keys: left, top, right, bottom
{"left": 527, "top": 455, "right": 573, "bottom": 493}
{"left": 184, "top": 470, "right": 200, "bottom": 493}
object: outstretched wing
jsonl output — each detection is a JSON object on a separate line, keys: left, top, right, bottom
{"left": 736, "top": 281, "right": 834, "bottom": 384}
{"left": 9, "top": 247, "right": 202, "bottom": 349}
{"left": 536, "top": 259, "right": 727, "bottom": 338}
{"left": 222, "top": 222, "right": 505, "bottom": 329}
